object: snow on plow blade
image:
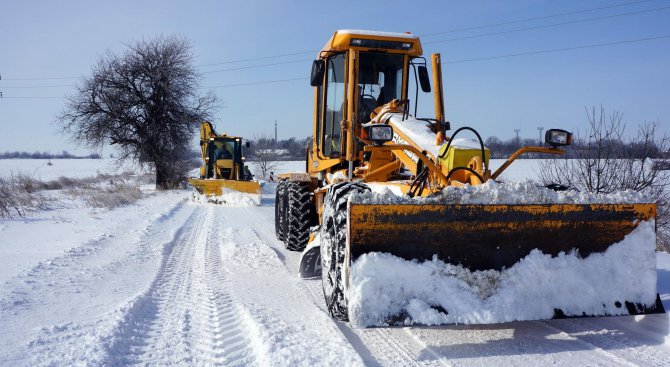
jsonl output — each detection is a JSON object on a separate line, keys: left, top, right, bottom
{"left": 349, "top": 203, "right": 655, "bottom": 271}
{"left": 188, "top": 178, "right": 261, "bottom": 205}
{"left": 346, "top": 202, "right": 664, "bottom": 326}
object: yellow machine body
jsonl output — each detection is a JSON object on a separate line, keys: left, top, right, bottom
{"left": 276, "top": 30, "right": 662, "bottom": 324}
{"left": 188, "top": 121, "right": 260, "bottom": 199}
{"left": 188, "top": 177, "right": 261, "bottom": 196}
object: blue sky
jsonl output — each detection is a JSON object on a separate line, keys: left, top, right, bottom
{"left": 1, "top": 0, "right": 668, "bottom": 155}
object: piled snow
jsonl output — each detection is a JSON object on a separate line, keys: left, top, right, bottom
{"left": 449, "top": 138, "right": 486, "bottom": 150}
{"left": 347, "top": 220, "right": 658, "bottom": 327}
{"left": 192, "top": 189, "right": 261, "bottom": 206}
{"left": 658, "top": 251, "right": 670, "bottom": 309}
{"left": 353, "top": 179, "right": 652, "bottom": 205}
{"left": 388, "top": 114, "right": 443, "bottom": 157}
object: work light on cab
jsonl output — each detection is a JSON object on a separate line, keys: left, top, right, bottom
{"left": 367, "top": 125, "right": 394, "bottom": 145}
{"left": 545, "top": 129, "right": 572, "bottom": 147}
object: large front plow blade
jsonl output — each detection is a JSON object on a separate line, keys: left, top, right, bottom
{"left": 345, "top": 202, "right": 664, "bottom": 327}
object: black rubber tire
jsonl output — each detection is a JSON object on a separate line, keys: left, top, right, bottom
{"left": 320, "top": 182, "right": 370, "bottom": 321}
{"left": 285, "top": 181, "right": 316, "bottom": 251}
{"left": 274, "top": 180, "right": 288, "bottom": 241}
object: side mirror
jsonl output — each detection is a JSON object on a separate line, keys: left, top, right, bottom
{"left": 418, "top": 66, "right": 431, "bottom": 93}
{"left": 245, "top": 141, "right": 251, "bottom": 148}
{"left": 310, "top": 59, "right": 325, "bottom": 87}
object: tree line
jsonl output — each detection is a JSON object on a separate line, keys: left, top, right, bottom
{"left": 246, "top": 129, "right": 668, "bottom": 162}
{"left": 246, "top": 136, "right": 311, "bottom": 161}
{"left": 0, "top": 151, "right": 101, "bottom": 159}
{"left": 485, "top": 131, "right": 667, "bottom": 159}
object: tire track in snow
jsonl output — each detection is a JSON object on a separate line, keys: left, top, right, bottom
{"left": 104, "top": 204, "right": 258, "bottom": 366}
{"left": 540, "top": 318, "right": 670, "bottom": 367}
{"left": 188, "top": 219, "right": 257, "bottom": 366}
{"left": 102, "top": 206, "right": 205, "bottom": 365}
{"left": 245, "top": 203, "right": 455, "bottom": 366}
{"left": 0, "top": 197, "right": 187, "bottom": 313}
{"left": 1, "top": 197, "right": 191, "bottom": 366}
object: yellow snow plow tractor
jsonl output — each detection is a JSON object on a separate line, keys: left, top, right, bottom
{"left": 188, "top": 121, "right": 260, "bottom": 201}
{"left": 275, "top": 30, "right": 663, "bottom": 326}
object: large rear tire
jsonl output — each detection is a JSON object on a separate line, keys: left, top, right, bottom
{"left": 285, "top": 181, "right": 316, "bottom": 251}
{"left": 321, "top": 182, "right": 370, "bottom": 321}
{"left": 275, "top": 180, "right": 288, "bottom": 241}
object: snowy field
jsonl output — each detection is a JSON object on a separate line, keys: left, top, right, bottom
{"left": 0, "top": 158, "right": 142, "bottom": 180}
{"left": 1, "top": 158, "right": 669, "bottom": 366}
{"left": 0, "top": 158, "right": 541, "bottom": 181}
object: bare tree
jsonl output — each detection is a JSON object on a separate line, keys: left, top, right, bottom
{"left": 58, "top": 36, "right": 217, "bottom": 189}
{"left": 540, "top": 106, "right": 670, "bottom": 250}
{"left": 249, "top": 134, "right": 279, "bottom": 180}
{"left": 0, "top": 178, "right": 22, "bottom": 218}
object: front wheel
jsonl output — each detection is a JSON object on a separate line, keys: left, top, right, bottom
{"left": 285, "top": 181, "right": 316, "bottom": 251}
{"left": 274, "top": 180, "right": 288, "bottom": 241}
{"left": 320, "top": 182, "right": 370, "bottom": 321}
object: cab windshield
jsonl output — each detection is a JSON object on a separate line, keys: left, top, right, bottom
{"left": 357, "top": 52, "right": 404, "bottom": 123}
{"left": 210, "top": 139, "right": 237, "bottom": 161}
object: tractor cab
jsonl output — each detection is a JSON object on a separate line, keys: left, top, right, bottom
{"left": 309, "top": 30, "right": 434, "bottom": 168}
{"left": 205, "top": 137, "right": 247, "bottom": 180}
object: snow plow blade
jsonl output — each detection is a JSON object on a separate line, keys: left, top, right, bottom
{"left": 188, "top": 178, "right": 261, "bottom": 205}
{"left": 189, "top": 178, "right": 261, "bottom": 196}
{"left": 347, "top": 202, "right": 665, "bottom": 316}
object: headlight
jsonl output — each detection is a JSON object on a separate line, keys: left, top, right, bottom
{"left": 545, "top": 129, "right": 572, "bottom": 147}
{"left": 368, "top": 125, "right": 393, "bottom": 145}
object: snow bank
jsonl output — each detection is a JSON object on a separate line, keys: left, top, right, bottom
{"left": 347, "top": 220, "right": 658, "bottom": 327}
{"left": 352, "top": 179, "right": 652, "bottom": 205}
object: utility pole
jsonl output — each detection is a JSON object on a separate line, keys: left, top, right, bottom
{"left": 274, "top": 120, "right": 278, "bottom": 146}
{"left": 514, "top": 129, "right": 521, "bottom": 144}
{"left": 537, "top": 127, "right": 544, "bottom": 145}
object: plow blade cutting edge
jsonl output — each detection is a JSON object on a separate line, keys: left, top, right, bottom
{"left": 346, "top": 202, "right": 665, "bottom": 317}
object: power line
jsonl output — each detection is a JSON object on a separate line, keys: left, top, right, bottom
{"left": 201, "top": 59, "right": 311, "bottom": 75}
{"left": 0, "top": 84, "right": 76, "bottom": 88}
{"left": 1, "top": 1, "right": 663, "bottom": 82}
{"left": 197, "top": 50, "right": 316, "bottom": 67}
{"left": 1, "top": 96, "right": 65, "bottom": 99}
{"left": 425, "top": 5, "right": 670, "bottom": 45}
{"left": 1, "top": 75, "right": 79, "bottom": 81}
{"left": 195, "top": 0, "right": 659, "bottom": 68}
{"left": 205, "top": 77, "right": 304, "bottom": 88}
{"left": 420, "top": 0, "right": 659, "bottom": 37}
{"left": 0, "top": 77, "right": 307, "bottom": 97}
{"left": 2, "top": 34, "right": 668, "bottom": 96}
{"left": 443, "top": 34, "right": 670, "bottom": 64}
{"left": 203, "top": 5, "right": 670, "bottom": 76}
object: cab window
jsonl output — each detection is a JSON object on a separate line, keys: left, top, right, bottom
{"left": 322, "top": 53, "right": 345, "bottom": 157}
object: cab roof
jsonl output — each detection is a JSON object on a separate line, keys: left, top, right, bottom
{"left": 320, "top": 29, "right": 423, "bottom": 57}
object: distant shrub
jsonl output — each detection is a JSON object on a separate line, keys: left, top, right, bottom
{"left": 82, "top": 181, "right": 143, "bottom": 209}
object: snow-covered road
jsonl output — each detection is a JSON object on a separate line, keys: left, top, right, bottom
{"left": 1, "top": 189, "right": 670, "bottom": 366}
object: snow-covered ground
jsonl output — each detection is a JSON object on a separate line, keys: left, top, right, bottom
{"left": 1, "top": 159, "right": 669, "bottom": 366}
{"left": 0, "top": 158, "right": 141, "bottom": 180}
